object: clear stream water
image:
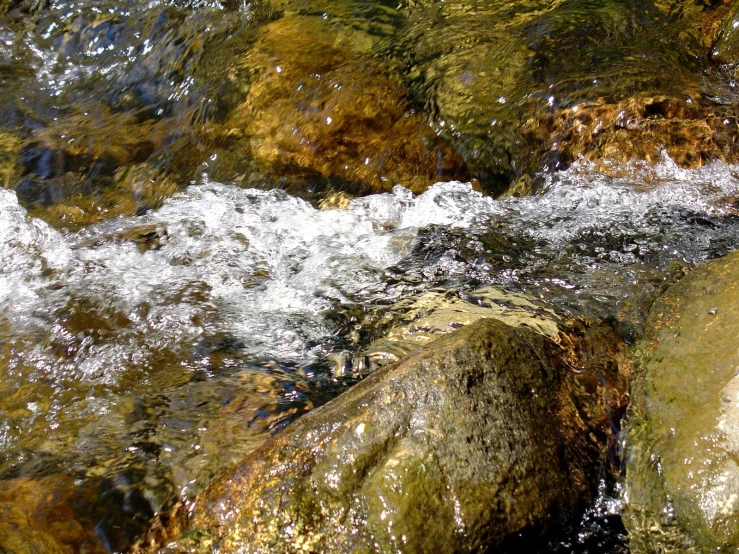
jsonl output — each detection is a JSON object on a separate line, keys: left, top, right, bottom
{"left": 3, "top": 0, "right": 739, "bottom": 551}
{"left": 3, "top": 156, "right": 739, "bottom": 550}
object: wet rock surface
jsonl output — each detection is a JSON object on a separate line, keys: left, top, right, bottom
{"left": 518, "top": 93, "right": 739, "bottom": 190}
{"left": 623, "top": 250, "right": 739, "bottom": 552}
{"left": 354, "top": 287, "right": 562, "bottom": 373}
{"left": 149, "top": 316, "right": 625, "bottom": 553}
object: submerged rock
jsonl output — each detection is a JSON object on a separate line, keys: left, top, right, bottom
{"left": 20, "top": 162, "right": 181, "bottom": 230}
{"left": 521, "top": 94, "right": 739, "bottom": 181}
{"left": 0, "top": 3, "right": 252, "bottom": 228}
{"left": 623, "top": 250, "right": 739, "bottom": 552}
{"left": 150, "top": 316, "right": 625, "bottom": 553}
{"left": 393, "top": 0, "right": 551, "bottom": 194}
{"left": 355, "top": 287, "right": 562, "bottom": 373}
{"left": 393, "top": 0, "right": 739, "bottom": 195}
{"left": 6, "top": 0, "right": 739, "bottom": 224}
{"left": 217, "top": 15, "right": 470, "bottom": 196}
{"left": 0, "top": 474, "right": 107, "bottom": 554}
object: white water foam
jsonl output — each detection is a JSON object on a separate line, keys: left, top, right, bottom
{"left": 0, "top": 181, "right": 502, "bottom": 385}
{"left": 1, "top": 158, "right": 738, "bottom": 389}
{"left": 512, "top": 156, "right": 739, "bottom": 246}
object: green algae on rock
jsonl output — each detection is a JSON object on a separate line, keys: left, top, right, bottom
{"left": 623, "top": 250, "right": 739, "bottom": 552}
{"left": 149, "top": 317, "right": 624, "bottom": 553}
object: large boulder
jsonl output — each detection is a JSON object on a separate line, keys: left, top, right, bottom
{"left": 149, "top": 315, "right": 624, "bottom": 553}
{"left": 623, "top": 250, "right": 739, "bottom": 552}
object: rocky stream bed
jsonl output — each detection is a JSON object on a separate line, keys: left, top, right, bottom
{"left": 3, "top": 0, "right": 739, "bottom": 552}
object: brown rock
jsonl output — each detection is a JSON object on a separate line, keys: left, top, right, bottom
{"left": 221, "top": 15, "right": 470, "bottom": 195}
{"left": 0, "top": 474, "right": 108, "bottom": 554}
{"left": 0, "top": 130, "right": 20, "bottom": 189}
{"left": 149, "top": 316, "right": 626, "bottom": 553}
{"left": 517, "top": 94, "right": 739, "bottom": 191}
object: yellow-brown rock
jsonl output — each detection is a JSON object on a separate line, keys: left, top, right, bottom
{"left": 521, "top": 94, "right": 739, "bottom": 186}
{"left": 0, "top": 474, "right": 108, "bottom": 554}
{"left": 222, "top": 15, "right": 470, "bottom": 195}
{"left": 0, "top": 130, "right": 20, "bottom": 189}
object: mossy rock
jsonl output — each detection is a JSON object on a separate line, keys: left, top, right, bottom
{"left": 149, "top": 317, "right": 625, "bottom": 553}
{"left": 623, "top": 250, "right": 739, "bottom": 552}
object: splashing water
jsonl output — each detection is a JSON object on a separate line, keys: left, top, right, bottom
{"left": 2, "top": 156, "right": 739, "bottom": 546}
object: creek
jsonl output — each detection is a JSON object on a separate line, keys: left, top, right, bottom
{"left": 2, "top": 0, "right": 739, "bottom": 551}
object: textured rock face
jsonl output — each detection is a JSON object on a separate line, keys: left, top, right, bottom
{"left": 623, "top": 250, "right": 739, "bottom": 553}
{"left": 521, "top": 94, "right": 739, "bottom": 179}
{"left": 152, "top": 317, "right": 621, "bottom": 553}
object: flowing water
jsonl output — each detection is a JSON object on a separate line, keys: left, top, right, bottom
{"left": 3, "top": 158, "right": 739, "bottom": 550}
{"left": 2, "top": 0, "right": 739, "bottom": 551}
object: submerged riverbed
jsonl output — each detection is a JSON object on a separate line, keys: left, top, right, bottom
{"left": 3, "top": 0, "right": 739, "bottom": 551}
